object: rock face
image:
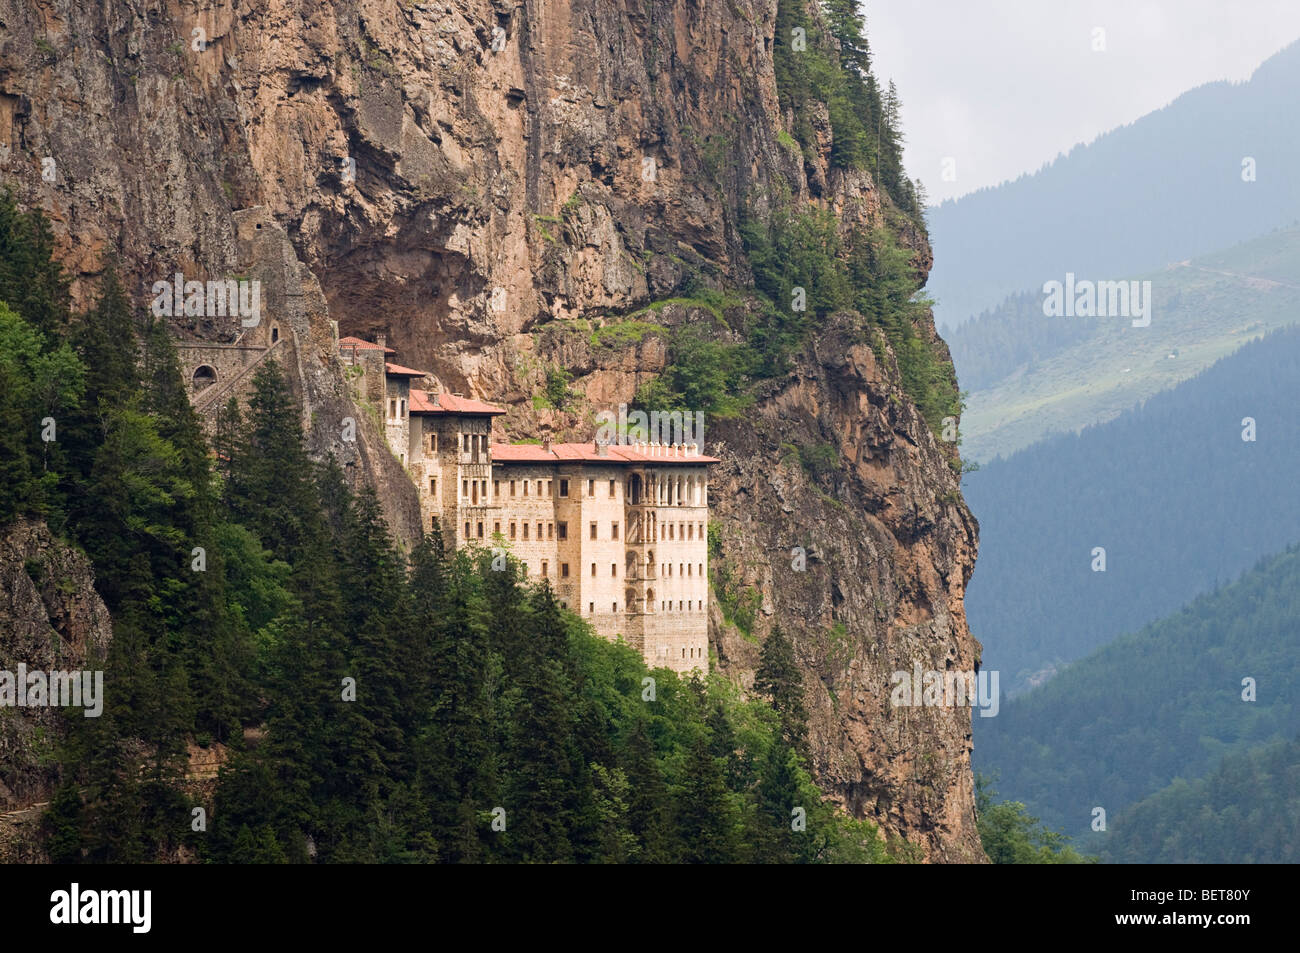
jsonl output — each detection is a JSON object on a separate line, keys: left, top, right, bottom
{"left": 0, "top": 520, "right": 112, "bottom": 816}
{"left": 0, "top": 0, "right": 984, "bottom": 859}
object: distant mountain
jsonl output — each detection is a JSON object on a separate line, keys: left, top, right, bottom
{"left": 974, "top": 543, "right": 1300, "bottom": 841}
{"left": 950, "top": 226, "right": 1300, "bottom": 461}
{"left": 1097, "top": 736, "right": 1300, "bottom": 864}
{"left": 926, "top": 40, "right": 1300, "bottom": 330}
{"left": 963, "top": 326, "right": 1300, "bottom": 694}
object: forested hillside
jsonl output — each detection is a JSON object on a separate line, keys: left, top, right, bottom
{"left": 975, "top": 543, "right": 1300, "bottom": 840}
{"left": 1099, "top": 736, "right": 1300, "bottom": 864}
{"left": 1, "top": 194, "right": 891, "bottom": 863}
{"left": 926, "top": 39, "right": 1300, "bottom": 328}
{"left": 963, "top": 325, "right": 1300, "bottom": 692}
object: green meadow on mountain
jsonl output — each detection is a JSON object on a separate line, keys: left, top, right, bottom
{"left": 949, "top": 226, "right": 1300, "bottom": 462}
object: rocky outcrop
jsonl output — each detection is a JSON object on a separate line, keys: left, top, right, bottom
{"left": 0, "top": 519, "right": 112, "bottom": 815}
{"left": 0, "top": 0, "right": 984, "bottom": 859}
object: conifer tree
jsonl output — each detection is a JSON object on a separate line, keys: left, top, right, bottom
{"left": 755, "top": 626, "right": 809, "bottom": 755}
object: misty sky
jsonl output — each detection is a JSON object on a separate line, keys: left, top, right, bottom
{"left": 866, "top": 0, "right": 1300, "bottom": 205}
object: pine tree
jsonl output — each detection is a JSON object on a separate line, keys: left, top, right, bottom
{"left": 755, "top": 626, "right": 809, "bottom": 754}
{"left": 676, "top": 730, "right": 739, "bottom": 863}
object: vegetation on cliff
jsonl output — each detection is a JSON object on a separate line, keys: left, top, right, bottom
{"left": 641, "top": 1, "right": 959, "bottom": 433}
{"left": 0, "top": 194, "right": 894, "bottom": 863}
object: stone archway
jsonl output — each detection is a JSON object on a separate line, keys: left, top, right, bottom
{"left": 192, "top": 364, "right": 217, "bottom": 393}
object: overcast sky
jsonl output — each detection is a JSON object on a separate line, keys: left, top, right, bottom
{"left": 865, "top": 0, "right": 1300, "bottom": 204}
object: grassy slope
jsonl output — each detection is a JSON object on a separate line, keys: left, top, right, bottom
{"left": 960, "top": 228, "right": 1300, "bottom": 461}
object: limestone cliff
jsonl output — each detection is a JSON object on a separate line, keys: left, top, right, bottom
{"left": 0, "top": 0, "right": 984, "bottom": 860}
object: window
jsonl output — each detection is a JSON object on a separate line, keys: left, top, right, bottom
{"left": 464, "top": 521, "right": 470, "bottom": 537}
{"left": 557, "top": 522, "right": 568, "bottom": 540}
{"left": 536, "top": 522, "right": 543, "bottom": 539}
{"left": 682, "top": 648, "right": 686, "bottom": 659}
{"left": 561, "top": 563, "right": 570, "bottom": 578}
{"left": 494, "top": 480, "right": 500, "bottom": 497}
{"left": 559, "top": 479, "right": 568, "bottom": 497}
{"left": 430, "top": 432, "right": 438, "bottom": 452}
{"left": 541, "top": 561, "right": 548, "bottom": 577}
{"left": 389, "top": 399, "right": 397, "bottom": 417}
{"left": 680, "top": 563, "right": 684, "bottom": 576}
{"left": 612, "top": 603, "right": 618, "bottom": 613}
{"left": 494, "top": 521, "right": 501, "bottom": 535}
{"left": 536, "top": 480, "right": 543, "bottom": 496}
{"left": 400, "top": 398, "right": 406, "bottom": 416}
{"left": 589, "top": 602, "right": 594, "bottom": 614}
{"left": 611, "top": 521, "right": 619, "bottom": 540}
{"left": 587, "top": 479, "right": 594, "bottom": 497}
{"left": 523, "top": 523, "right": 529, "bottom": 540}
{"left": 547, "top": 522, "right": 553, "bottom": 540}
{"left": 590, "top": 522, "right": 598, "bottom": 540}
{"left": 475, "top": 522, "right": 483, "bottom": 538}
{"left": 523, "top": 481, "right": 528, "bottom": 496}
{"left": 669, "top": 525, "right": 674, "bottom": 540}
{"left": 611, "top": 563, "right": 617, "bottom": 577}
{"left": 688, "top": 524, "right": 694, "bottom": 540}
{"left": 429, "top": 477, "right": 437, "bottom": 494}
{"left": 510, "top": 522, "right": 517, "bottom": 540}
{"left": 679, "top": 522, "right": 684, "bottom": 538}
{"left": 431, "top": 515, "right": 437, "bottom": 529}
{"left": 591, "top": 563, "right": 597, "bottom": 577}
{"left": 546, "top": 480, "right": 552, "bottom": 496}
{"left": 462, "top": 479, "right": 469, "bottom": 498}
{"left": 482, "top": 480, "right": 488, "bottom": 498}
{"left": 688, "top": 564, "right": 692, "bottom": 576}
{"left": 699, "top": 563, "right": 704, "bottom": 576}
{"left": 510, "top": 480, "right": 517, "bottom": 497}
{"left": 609, "top": 479, "right": 615, "bottom": 498}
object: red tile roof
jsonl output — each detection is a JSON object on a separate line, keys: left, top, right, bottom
{"left": 385, "top": 362, "right": 430, "bottom": 377}
{"left": 490, "top": 442, "right": 717, "bottom": 465}
{"left": 338, "top": 336, "right": 395, "bottom": 354}
{"left": 409, "top": 389, "right": 506, "bottom": 416}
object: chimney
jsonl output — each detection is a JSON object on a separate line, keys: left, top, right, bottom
{"left": 376, "top": 332, "right": 387, "bottom": 351}
{"left": 542, "top": 437, "right": 551, "bottom": 452}
{"left": 595, "top": 439, "right": 609, "bottom": 457}
{"left": 431, "top": 392, "right": 440, "bottom": 407}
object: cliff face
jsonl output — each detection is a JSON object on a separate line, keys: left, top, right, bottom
{"left": 0, "top": 519, "right": 112, "bottom": 861}
{"left": 0, "top": 0, "right": 983, "bottom": 859}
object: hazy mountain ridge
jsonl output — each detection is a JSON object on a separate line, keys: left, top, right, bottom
{"left": 926, "top": 40, "right": 1300, "bottom": 330}
{"left": 951, "top": 225, "right": 1300, "bottom": 460}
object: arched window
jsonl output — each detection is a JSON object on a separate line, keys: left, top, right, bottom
{"left": 270, "top": 323, "right": 280, "bottom": 344}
